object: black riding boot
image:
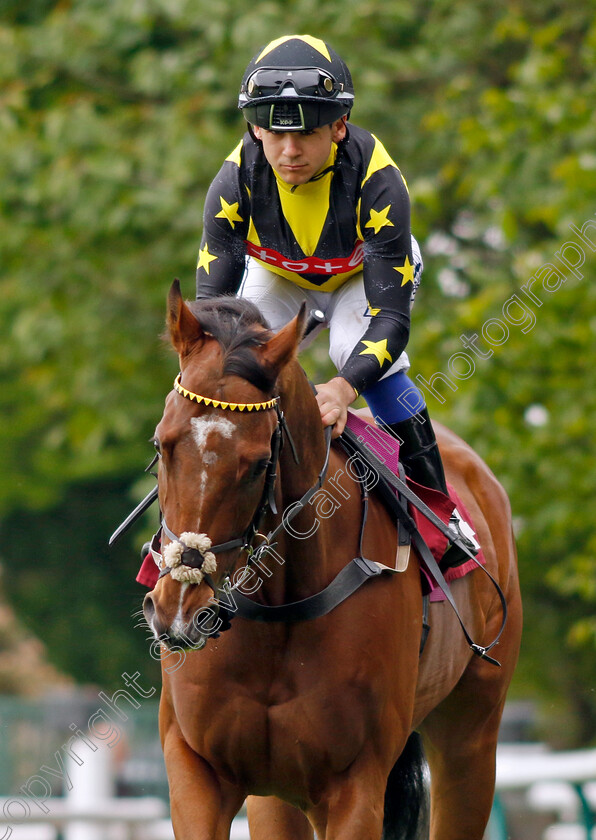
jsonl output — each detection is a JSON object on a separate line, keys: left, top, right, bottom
{"left": 389, "top": 408, "right": 479, "bottom": 566}
{"left": 389, "top": 407, "right": 447, "bottom": 493}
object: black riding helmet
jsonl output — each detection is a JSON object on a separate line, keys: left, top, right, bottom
{"left": 238, "top": 35, "right": 354, "bottom": 132}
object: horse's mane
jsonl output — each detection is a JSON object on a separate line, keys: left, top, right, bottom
{"left": 186, "top": 296, "right": 277, "bottom": 393}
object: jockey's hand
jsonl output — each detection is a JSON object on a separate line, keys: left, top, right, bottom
{"left": 315, "top": 377, "right": 357, "bottom": 438}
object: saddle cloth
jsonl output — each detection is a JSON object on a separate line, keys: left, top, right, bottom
{"left": 344, "top": 411, "right": 485, "bottom": 602}
{"left": 137, "top": 552, "right": 159, "bottom": 588}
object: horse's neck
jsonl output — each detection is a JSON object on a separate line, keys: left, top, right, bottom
{"left": 257, "top": 366, "right": 331, "bottom": 603}
{"left": 279, "top": 364, "right": 327, "bottom": 498}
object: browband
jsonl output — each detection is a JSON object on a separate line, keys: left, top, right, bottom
{"left": 173, "top": 373, "right": 279, "bottom": 412}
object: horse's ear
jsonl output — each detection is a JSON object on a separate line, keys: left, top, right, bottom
{"left": 167, "top": 279, "right": 203, "bottom": 357}
{"left": 258, "top": 303, "right": 306, "bottom": 374}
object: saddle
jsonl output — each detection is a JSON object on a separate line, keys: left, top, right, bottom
{"left": 340, "top": 411, "right": 486, "bottom": 600}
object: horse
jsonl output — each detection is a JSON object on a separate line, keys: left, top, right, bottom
{"left": 142, "top": 280, "right": 522, "bottom": 840}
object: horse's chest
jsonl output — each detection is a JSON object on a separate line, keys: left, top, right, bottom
{"left": 176, "top": 676, "right": 373, "bottom": 795}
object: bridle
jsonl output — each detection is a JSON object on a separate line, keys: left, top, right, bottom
{"left": 119, "top": 374, "right": 507, "bottom": 665}
{"left": 150, "top": 374, "right": 331, "bottom": 591}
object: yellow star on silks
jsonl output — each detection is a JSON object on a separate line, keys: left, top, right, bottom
{"left": 367, "top": 302, "right": 381, "bottom": 316}
{"left": 197, "top": 243, "right": 218, "bottom": 275}
{"left": 215, "top": 197, "right": 243, "bottom": 230}
{"left": 365, "top": 204, "right": 394, "bottom": 235}
{"left": 394, "top": 255, "right": 415, "bottom": 286}
{"left": 358, "top": 338, "right": 393, "bottom": 367}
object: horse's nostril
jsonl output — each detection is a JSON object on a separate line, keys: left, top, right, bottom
{"left": 143, "top": 593, "right": 156, "bottom": 625}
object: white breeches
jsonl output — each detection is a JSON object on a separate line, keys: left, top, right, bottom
{"left": 239, "top": 236, "right": 422, "bottom": 380}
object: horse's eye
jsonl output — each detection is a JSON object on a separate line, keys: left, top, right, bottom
{"left": 144, "top": 438, "right": 161, "bottom": 473}
{"left": 249, "top": 459, "right": 270, "bottom": 481}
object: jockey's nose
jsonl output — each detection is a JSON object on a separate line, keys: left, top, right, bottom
{"left": 282, "top": 133, "right": 303, "bottom": 158}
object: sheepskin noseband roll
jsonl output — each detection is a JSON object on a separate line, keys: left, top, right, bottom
{"left": 163, "top": 532, "right": 217, "bottom": 584}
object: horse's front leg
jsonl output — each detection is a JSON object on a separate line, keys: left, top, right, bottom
{"left": 247, "top": 796, "right": 315, "bottom": 839}
{"left": 308, "top": 761, "right": 388, "bottom": 840}
{"left": 162, "top": 723, "right": 243, "bottom": 840}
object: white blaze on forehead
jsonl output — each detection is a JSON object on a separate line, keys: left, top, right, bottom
{"left": 190, "top": 416, "right": 235, "bottom": 518}
{"left": 190, "top": 416, "right": 235, "bottom": 452}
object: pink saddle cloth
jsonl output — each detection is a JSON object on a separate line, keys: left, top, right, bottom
{"left": 344, "top": 411, "right": 485, "bottom": 602}
{"left": 136, "top": 413, "right": 486, "bottom": 600}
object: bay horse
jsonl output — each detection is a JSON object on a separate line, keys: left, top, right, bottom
{"left": 142, "top": 281, "right": 522, "bottom": 840}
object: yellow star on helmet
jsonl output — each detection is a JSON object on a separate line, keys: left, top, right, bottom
{"left": 394, "top": 255, "right": 415, "bottom": 286}
{"left": 197, "top": 243, "right": 218, "bottom": 275}
{"left": 358, "top": 338, "right": 393, "bottom": 367}
{"left": 365, "top": 205, "right": 394, "bottom": 235}
{"left": 215, "top": 197, "right": 243, "bottom": 230}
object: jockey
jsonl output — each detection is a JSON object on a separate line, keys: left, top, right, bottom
{"left": 196, "top": 34, "right": 478, "bottom": 559}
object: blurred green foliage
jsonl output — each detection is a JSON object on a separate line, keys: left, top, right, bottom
{"left": 0, "top": 0, "right": 595, "bottom": 742}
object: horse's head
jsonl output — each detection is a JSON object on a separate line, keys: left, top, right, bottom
{"left": 143, "top": 281, "right": 305, "bottom": 651}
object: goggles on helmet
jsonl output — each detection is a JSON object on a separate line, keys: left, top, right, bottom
{"left": 243, "top": 67, "right": 344, "bottom": 100}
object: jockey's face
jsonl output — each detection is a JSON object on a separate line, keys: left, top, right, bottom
{"left": 253, "top": 118, "right": 347, "bottom": 186}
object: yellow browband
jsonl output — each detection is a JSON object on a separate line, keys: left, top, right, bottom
{"left": 174, "top": 374, "right": 279, "bottom": 412}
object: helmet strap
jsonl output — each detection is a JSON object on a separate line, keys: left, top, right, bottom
{"left": 246, "top": 122, "right": 261, "bottom": 144}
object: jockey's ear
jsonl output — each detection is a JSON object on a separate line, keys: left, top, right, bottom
{"left": 257, "top": 303, "right": 306, "bottom": 374}
{"left": 167, "top": 279, "right": 204, "bottom": 357}
{"left": 331, "top": 117, "right": 347, "bottom": 143}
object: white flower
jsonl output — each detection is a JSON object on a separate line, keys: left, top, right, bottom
{"left": 437, "top": 268, "right": 470, "bottom": 298}
{"left": 524, "top": 404, "right": 549, "bottom": 428}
